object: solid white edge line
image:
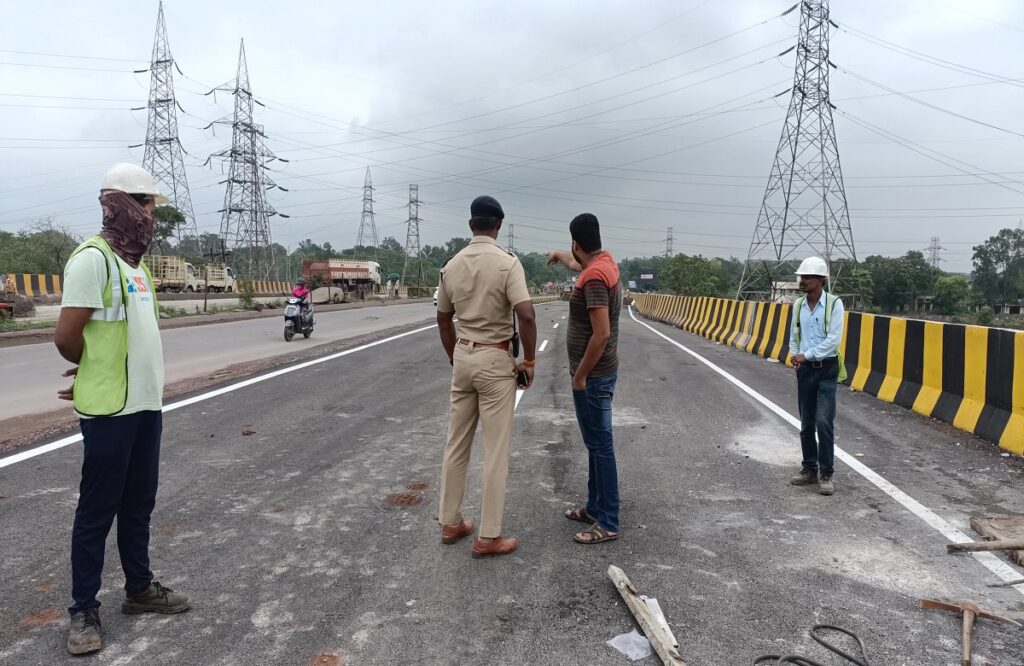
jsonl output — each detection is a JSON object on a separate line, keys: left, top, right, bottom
{"left": 553, "top": 323, "right": 559, "bottom": 329}
{"left": 628, "top": 306, "right": 1024, "bottom": 593}
{"left": 0, "top": 324, "right": 438, "bottom": 470}
{"left": 539, "top": 339, "right": 549, "bottom": 352}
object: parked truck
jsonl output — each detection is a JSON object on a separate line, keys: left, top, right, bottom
{"left": 202, "top": 264, "right": 236, "bottom": 293}
{"left": 302, "top": 259, "right": 381, "bottom": 300}
{"left": 143, "top": 255, "right": 202, "bottom": 293}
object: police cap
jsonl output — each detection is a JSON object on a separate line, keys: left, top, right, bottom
{"left": 470, "top": 195, "right": 504, "bottom": 220}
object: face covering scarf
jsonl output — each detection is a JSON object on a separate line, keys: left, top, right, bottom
{"left": 98, "top": 190, "right": 155, "bottom": 268}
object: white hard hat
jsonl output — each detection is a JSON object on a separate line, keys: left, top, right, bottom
{"left": 100, "top": 163, "right": 169, "bottom": 204}
{"left": 795, "top": 256, "right": 829, "bottom": 278}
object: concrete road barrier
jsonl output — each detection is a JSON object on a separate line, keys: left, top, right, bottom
{"left": 633, "top": 293, "right": 1023, "bottom": 454}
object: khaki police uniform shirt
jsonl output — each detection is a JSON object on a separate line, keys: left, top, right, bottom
{"left": 437, "top": 236, "right": 530, "bottom": 345}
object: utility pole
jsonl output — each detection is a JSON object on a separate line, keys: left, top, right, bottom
{"left": 135, "top": 1, "right": 198, "bottom": 245}
{"left": 737, "top": 0, "right": 856, "bottom": 299}
{"left": 927, "top": 236, "right": 944, "bottom": 268}
{"left": 665, "top": 226, "right": 673, "bottom": 258}
{"left": 355, "top": 166, "right": 378, "bottom": 260}
{"left": 401, "top": 184, "right": 424, "bottom": 295}
{"left": 207, "top": 39, "right": 288, "bottom": 280}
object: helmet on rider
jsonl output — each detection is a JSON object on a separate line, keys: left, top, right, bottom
{"left": 296, "top": 278, "right": 306, "bottom": 286}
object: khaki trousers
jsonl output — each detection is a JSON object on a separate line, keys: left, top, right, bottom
{"left": 438, "top": 343, "right": 517, "bottom": 539}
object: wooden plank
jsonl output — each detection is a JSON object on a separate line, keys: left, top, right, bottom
{"left": 970, "top": 516, "right": 1024, "bottom": 566}
{"left": 947, "top": 539, "right": 1024, "bottom": 553}
{"left": 607, "top": 565, "right": 687, "bottom": 666}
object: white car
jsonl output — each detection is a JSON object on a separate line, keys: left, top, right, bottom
{"left": 433, "top": 287, "right": 439, "bottom": 307}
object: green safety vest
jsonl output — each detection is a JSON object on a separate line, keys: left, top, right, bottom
{"left": 69, "top": 236, "right": 159, "bottom": 417}
{"left": 793, "top": 292, "right": 848, "bottom": 383}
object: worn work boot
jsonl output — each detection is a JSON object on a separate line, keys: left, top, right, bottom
{"left": 441, "top": 519, "right": 476, "bottom": 545}
{"left": 67, "top": 608, "right": 102, "bottom": 655}
{"left": 819, "top": 475, "right": 835, "bottom": 496}
{"left": 471, "top": 536, "right": 519, "bottom": 559}
{"left": 789, "top": 468, "right": 818, "bottom": 486}
{"left": 121, "top": 581, "right": 192, "bottom": 615}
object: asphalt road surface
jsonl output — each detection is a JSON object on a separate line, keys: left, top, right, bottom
{"left": 0, "top": 302, "right": 436, "bottom": 423}
{"left": 1, "top": 302, "right": 1022, "bottom": 665}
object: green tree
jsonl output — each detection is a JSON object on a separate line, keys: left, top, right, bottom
{"left": 933, "top": 275, "right": 970, "bottom": 315}
{"left": 663, "top": 254, "right": 724, "bottom": 296}
{"left": 971, "top": 227, "right": 1024, "bottom": 307}
{"left": 152, "top": 206, "right": 185, "bottom": 254}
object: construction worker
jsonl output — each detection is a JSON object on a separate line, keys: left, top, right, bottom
{"left": 55, "top": 163, "right": 191, "bottom": 656}
{"left": 788, "top": 256, "right": 846, "bottom": 496}
{"left": 435, "top": 195, "right": 537, "bottom": 558}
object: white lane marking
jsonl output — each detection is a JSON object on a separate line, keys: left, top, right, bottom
{"left": 539, "top": 339, "right": 549, "bottom": 352}
{"left": 0, "top": 324, "right": 438, "bottom": 469}
{"left": 553, "top": 323, "right": 559, "bottom": 329}
{"left": 561, "top": 316, "right": 566, "bottom": 320}
{"left": 628, "top": 306, "right": 1024, "bottom": 594}
{"left": 515, "top": 389, "right": 525, "bottom": 410}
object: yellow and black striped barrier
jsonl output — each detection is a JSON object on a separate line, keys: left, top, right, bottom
{"left": 632, "top": 293, "right": 1023, "bottom": 454}
{"left": 10, "top": 274, "right": 63, "bottom": 297}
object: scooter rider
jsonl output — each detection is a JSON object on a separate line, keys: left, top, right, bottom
{"left": 291, "top": 279, "right": 311, "bottom": 316}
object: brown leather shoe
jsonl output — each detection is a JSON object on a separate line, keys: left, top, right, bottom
{"left": 471, "top": 536, "right": 519, "bottom": 558}
{"left": 441, "top": 519, "right": 475, "bottom": 544}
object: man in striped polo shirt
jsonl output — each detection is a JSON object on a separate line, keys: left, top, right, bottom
{"left": 547, "top": 213, "right": 622, "bottom": 545}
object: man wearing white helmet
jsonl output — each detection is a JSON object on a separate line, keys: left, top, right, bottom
{"left": 787, "top": 256, "right": 846, "bottom": 496}
{"left": 55, "top": 163, "right": 190, "bottom": 655}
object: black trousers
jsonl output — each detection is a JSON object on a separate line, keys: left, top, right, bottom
{"left": 70, "top": 411, "right": 161, "bottom": 615}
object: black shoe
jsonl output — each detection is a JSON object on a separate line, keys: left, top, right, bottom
{"left": 789, "top": 468, "right": 818, "bottom": 486}
{"left": 67, "top": 608, "right": 102, "bottom": 655}
{"left": 121, "top": 581, "right": 192, "bottom": 615}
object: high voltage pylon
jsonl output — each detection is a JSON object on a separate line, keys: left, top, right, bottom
{"left": 355, "top": 166, "right": 378, "bottom": 259}
{"left": 206, "top": 40, "right": 288, "bottom": 280}
{"left": 927, "top": 236, "right": 944, "bottom": 268}
{"left": 507, "top": 222, "right": 515, "bottom": 254}
{"left": 135, "top": 1, "right": 198, "bottom": 244}
{"left": 401, "top": 184, "right": 425, "bottom": 291}
{"left": 737, "top": 0, "right": 856, "bottom": 300}
{"left": 665, "top": 226, "right": 674, "bottom": 258}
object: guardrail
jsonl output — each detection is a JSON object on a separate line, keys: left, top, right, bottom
{"left": 632, "top": 293, "right": 1022, "bottom": 455}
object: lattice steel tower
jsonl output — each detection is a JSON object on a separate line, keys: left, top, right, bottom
{"left": 355, "top": 166, "right": 378, "bottom": 257}
{"left": 401, "top": 184, "right": 424, "bottom": 290}
{"left": 138, "top": 1, "right": 198, "bottom": 243}
{"left": 208, "top": 40, "right": 287, "bottom": 279}
{"left": 737, "top": 0, "right": 856, "bottom": 299}
{"left": 665, "top": 226, "right": 674, "bottom": 258}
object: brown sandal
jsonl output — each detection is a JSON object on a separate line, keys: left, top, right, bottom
{"left": 573, "top": 524, "right": 618, "bottom": 545}
{"left": 564, "top": 507, "right": 597, "bottom": 524}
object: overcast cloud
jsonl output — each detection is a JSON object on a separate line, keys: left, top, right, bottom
{"left": 2, "top": 0, "right": 1022, "bottom": 271}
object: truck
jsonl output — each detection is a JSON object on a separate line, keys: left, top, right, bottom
{"left": 302, "top": 259, "right": 382, "bottom": 300}
{"left": 202, "top": 264, "right": 236, "bottom": 293}
{"left": 143, "top": 255, "right": 202, "bottom": 293}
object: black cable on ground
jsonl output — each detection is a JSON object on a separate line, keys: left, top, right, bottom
{"left": 752, "top": 624, "right": 871, "bottom": 665}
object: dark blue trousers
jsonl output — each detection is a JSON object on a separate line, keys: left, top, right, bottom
{"left": 571, "top": 372, "right": 619, "bottom": 533}
{"left": 797, "top": 359, "right": 838, "bottom": 477}
{"left": 70, "top": 411, "right": 161, "bottom": 615}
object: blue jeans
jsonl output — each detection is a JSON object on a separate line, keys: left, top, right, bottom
{"left": 70, "top": 411, "right": 161, "bottom": 615}
{"left": 797, "top": 359, "right": 838, "bottom": 476}
{"left": 571, "top": 372, "right": 619, "bottom": 533}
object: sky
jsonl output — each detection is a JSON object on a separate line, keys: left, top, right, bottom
{"left": 1, "top": 0, "right": 1022, "bottom": 272}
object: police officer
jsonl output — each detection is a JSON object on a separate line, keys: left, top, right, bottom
{"left": 435, "top": 195, "right": 537, "bottom": 558}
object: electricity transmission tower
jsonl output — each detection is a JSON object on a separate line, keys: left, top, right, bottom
{"left": 507, "top": 222, "right": 516, "bottom": 254}
{"left": 665, "top": 226, "right": 674, "bottom": 258}
{"left": 927, "top": 236, "right": 944, "bottom": 268}
{"left": 207, "top": 40, "right": 288, "bottom": 280}
{"left": 355, "top": 166, "right": 378, "bottom": 258}
{"left": 737, "top": 0, "right": 856, "bottom": 299}
{"left": 136, "top": 1, "right": 197, "bottom": 244}
{"left": 401, "top": 184, "right": 425, "bottom": 291}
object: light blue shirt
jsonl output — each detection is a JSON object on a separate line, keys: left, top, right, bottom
{"left": 789, "top": 292, "right": 845, "bottom": 361}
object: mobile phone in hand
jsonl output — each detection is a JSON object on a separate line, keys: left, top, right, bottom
{"left": 517, "top": 370, "right": 529, "bottom": 387}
